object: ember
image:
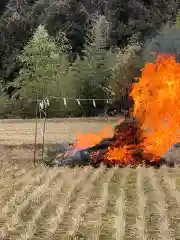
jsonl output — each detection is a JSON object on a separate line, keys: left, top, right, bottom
{"left": 51, "top": 54, "right": 180, "bottom": 167}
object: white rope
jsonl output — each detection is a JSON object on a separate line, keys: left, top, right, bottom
{"left": 36, "top": 96, "right": 115, "bottom": 109}
{"left": 47, "top": 96, "right": 113, "bottom": 101}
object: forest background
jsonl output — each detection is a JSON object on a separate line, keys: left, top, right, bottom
{"left": 0, "top": 0, "right": 180, "bottom": 117}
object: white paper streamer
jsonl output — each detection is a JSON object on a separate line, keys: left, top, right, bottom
{"left": 63, "top": 98, "right": 67, "bottom": 106}
{"left": 39, "top": 101, "right": 44, "bottom": 110}
{"left": 39, "top": 98, "right": 50, "bottom": 111}
{"left": 92, "top": 99, "right": 96, "bottom": 107}
{"left": 76, "top": 99, "right": 81, "bottom": 106}
{"left": 46, "top": 98, "right": 50, "bottom": 107}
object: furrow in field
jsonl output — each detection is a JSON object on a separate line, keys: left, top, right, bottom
{"left": 88, "top": 167, "right": 117, "bottom": 240}
{"left": 75, "top": 166, "right": 117, "bottom": 239}
{"left": 0, "top": 167, "right": 42, "bottom": 207}
{"left": 159, "top": 167, "right": 180, "bottom": 239}
{"left": 134, "top": 167, "right": 148, "bottom": 240}
{"left": 0, "top": 165, "right": 21, "bottom": 180}
{"left": 0, "top": 167, "right": 28, "bottom": 191}
{"left": 123, "top": 169, "right": 138, "bottom": 240}
{"left": 0, "top": 169, "right": 48, "bottom": 226}
{"left": 147, "top": 168, "right": 173, "bottom": 240}
{"left": 113, "top": 169, "right": 130, "bottom": 240}
{"left": 36, "top": 166, "right": 93, "bottom": 240}
{"left": 161, "top": 168, "right": 180, "bottom": 205}
{"left": 0, "top": 167, "right": 65, "bottom": 235}
{"left": 18, "top": 176, "right": 66, "bottom": 240}
{"left": 65, "top": 165, "right": 107, "bottom": 239}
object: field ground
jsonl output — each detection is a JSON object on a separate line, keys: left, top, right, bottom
{"left": 0, "top": 117, "right": 119, "bottom": 145}
{"left": 1, "top": 118, "right": 180, "bottom": 240}
{"left": 1, "top": 165, "right": 180, "bottom": 240}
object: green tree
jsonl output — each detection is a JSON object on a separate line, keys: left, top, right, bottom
{"left": 110, "top": 35, "right": 142, "bottom": 103}
{"left": 71, "top": 15, "right": 117, "bottom": 116}
{"left": 13, "top": 24, "right": 72, "bottom": 100}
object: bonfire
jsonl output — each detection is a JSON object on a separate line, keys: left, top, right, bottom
{"left": 48, "top": 54, "right": 180, "bottom": 168}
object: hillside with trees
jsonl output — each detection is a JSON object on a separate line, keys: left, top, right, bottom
{"left": 0, "top": 0, "right": 180, "bottom": 117}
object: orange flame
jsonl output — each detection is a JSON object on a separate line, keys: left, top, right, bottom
{"left": 130, "top": 53, "right": 180, "bottom": 156}
{"left": 73, "top": 53, "right": 180, "bottom": 165}
{"left": 73, "top": 124, "right": 113, "bottom": 149}
{"left": 106, "top": 145, "right": 138, "bottom": 165}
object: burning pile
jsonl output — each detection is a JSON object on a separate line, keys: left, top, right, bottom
{"left": 71, "top": 115, "right": 164, "bottom": 167}
{"left": 51, "top": 54, "right": 180, "bottom": 167}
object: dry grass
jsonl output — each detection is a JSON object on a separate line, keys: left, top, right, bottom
{"left": 0, "top": 118, "right": 119, "bottom": 145}
{"left": 0, "top": 165, "right": 180, "bottom": 240}
{"left": 1, "top": 118, "right": 180, "bottom": 240}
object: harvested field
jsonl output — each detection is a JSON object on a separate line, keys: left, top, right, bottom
{"left": 0, "top": 117, "right": 119, "bottom": 166}
{"left": 1, "top": 118, "right": 180, "bottom": 240}
{"left": 0, "top": 118, "right": 119, "bottom": 146}
{"left": 1, "top": 165, "right": 180, "bottom": 239}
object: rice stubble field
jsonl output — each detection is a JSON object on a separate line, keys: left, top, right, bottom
{"left": 0, "top": 119, "right": 180, "bottom": 240}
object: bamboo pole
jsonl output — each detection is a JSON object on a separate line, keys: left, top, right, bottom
{"left": 41, "top": 109, "right": 47, "bottom": 162}
{"left": 33, "top": 100, "right": 39, "bottom": 167}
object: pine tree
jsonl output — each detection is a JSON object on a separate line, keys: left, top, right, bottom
{"left": 13, "top": 24, "right": 72, "bottom": 100}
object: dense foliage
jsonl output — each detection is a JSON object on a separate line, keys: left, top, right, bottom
{"left": 0, "top": 0, "right": 180, "bottom": 117}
